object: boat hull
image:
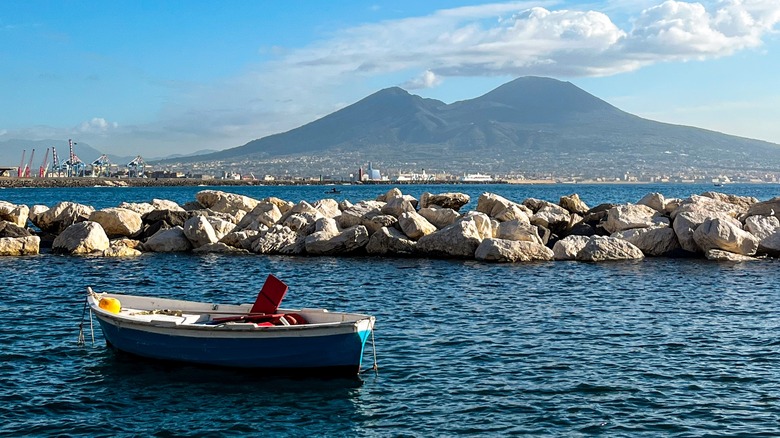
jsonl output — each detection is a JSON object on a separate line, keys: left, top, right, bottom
{"left": 88, "top": 293, "right": 375, "bottom": 376}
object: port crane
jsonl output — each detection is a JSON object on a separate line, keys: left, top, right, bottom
{"left": 51, "top": 147, "right": 61, "bottom": 176}
{"left": 127, "top": 156, "right": 146, "bottom": 178}
{"left": 91, "top": 154, "right": 112, "bottom": 177}
{"left": 64, "top": 139, "right": 85, "bottom": 177}
{"left": 39, "top": 148, "right": 50, "bottom": 178}
{"left": 18, "top": 150, "right": 26, "bottom": 177}
{"left": 24, "top": 149, "right": 35, "bottom": 177}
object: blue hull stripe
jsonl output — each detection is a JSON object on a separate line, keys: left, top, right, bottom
{"left": 97, "top": 320, "right": 372, "bottom": 371}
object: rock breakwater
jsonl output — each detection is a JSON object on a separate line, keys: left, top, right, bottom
{"left": 2, "top": 188, "right": 779, "bottom": 262}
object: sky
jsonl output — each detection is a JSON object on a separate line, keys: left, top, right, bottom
{"left": 1, "top": 0, "right": 779, "bottom": 159}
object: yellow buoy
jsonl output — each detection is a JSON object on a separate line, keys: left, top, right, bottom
{"left": 99, "top": 297, "right": 121, "bottom": 314}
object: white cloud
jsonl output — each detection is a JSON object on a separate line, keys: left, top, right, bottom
{"left": 402, "top": 70, "right": 443, "bottom": 89}
{"left": 77, "top": 117, "right": 119, "bottom": 133}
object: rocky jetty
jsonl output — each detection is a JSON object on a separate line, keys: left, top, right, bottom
{"left": 2, "top": 188, "right": 779, "bottom": 262}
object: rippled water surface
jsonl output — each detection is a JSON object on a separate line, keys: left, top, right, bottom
{"left": 1, "top": 184, "right": 779, "bottom": 436}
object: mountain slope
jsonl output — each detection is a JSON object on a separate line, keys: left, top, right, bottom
{"left": 158, "top": 76, "right": 780, "bottom": 174}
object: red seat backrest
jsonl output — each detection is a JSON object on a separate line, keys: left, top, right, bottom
{"left": 250, "top": 274, "right": 288, "bottom": 314}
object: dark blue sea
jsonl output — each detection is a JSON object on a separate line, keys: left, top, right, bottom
{"left": 1, "top": 183, "right": 779, "bottom": 437}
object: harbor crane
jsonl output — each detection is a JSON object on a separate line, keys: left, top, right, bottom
{"left": 51, "top": 147, "right": 61, "bottom": 177}
{"left": 91, "top": 154, "right": 112, "bottom": 177}
{"left": 64, "top": 139, "right": 85, "bottom": 177}
{"left": 127, "top": 156, "right": 146, "bottom": 178}
{"left": 24, "top": 149, "right": 35, "bottom": 178}
{"left": 18, "top": 150, "right": 25, "bottom": 177}
{"left": 39, "top": 148, "right": 50, "bottom": 178}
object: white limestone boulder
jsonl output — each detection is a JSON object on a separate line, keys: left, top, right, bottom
{"left": 692, "top": 217, "right": 759, "bottom": 256}
{"left": 637, "top": 192, "right": 666, "bottom": 213}
{"left": 0, "top": 236, "right": 40, "bottom": 256}
{"left": 475, "top": 238, "right": 554, "bottom": 262}
{"left": 612, "top": 226, "right": 680, "bottom": 257}
{"left": 143, "top": 226, "right": 193, "bottom": 252}
{"left": 575, "top": 236, "right": 644, "bottom": 262}
{"left": 151, "top": 199, "right": 185, "bottom": 212}
{"left": 338, "top": 201, "right": 385, "bottom": 229}
{"left": 366, "top": 226, "right": 416, "bottom": 256}
{"left": 32, "top": 201, "right": 95, "bottom": 234}
{"left": 381, "top": 197, "right": 416, "bottom": 218}
{"left": 700, "top": 192, "right": 757, "bottom": 212}
{"left": 419, "top": 192, "right": 470, "bottom": 211}
{"left": 552, "top": 235, "right": 590, "bottom": 261}
{"left": 559, "top": 194, "right": 589, "bottom": 215}
{"left": 183, "top": 215, "right": 218, "bottom": 248}
{"left": 495, "top": 220, "right": 543, "bottom": 245}
{"left": 117, "top": 202, "right": 156, "bottom": 215}
{"left": 746, "top": 196, "right": 780, "bottom": 218}
{"left": 0, "top": 201, "right": 29, "bottom": 227}
{"left": 52, "top": 221, "right": 110, "bottom": 255}
{"left": 416, "top": 218, "right": 483, "bottom": 258}
{"left": 89, "top": 208, "right": 143, "bottom": 237}
{"left": 705, "top": 249, "right": 758, "bottom": 262}
{"left": 195, "top": 190, "right": 259, "bottom": 216}
{"left": 251, "top": 225, "right": 305, "bottom": 255}
{"left": 672, "top": 209, "right": 741, "bottom": 253}
{"left": 305, "top": 223, "right": 369, "bottom": 255}
{"left": 418, "top": 206, "right": 460, "bottom": 229}
{"left": 604, "top": 204, "right": 669, "bottom": 233}
{"left": 398, "top": 211, "right": 437, "bottom": 240}
{"left": 313, "top": 199, "right": 341, "bottom": 219}
{"left": 261, "top": 197, "right": 294, "bottom": 215}
{"left": 236, "top": 202, "right": 282, "bottom": 231}
{"left": 206, "top": 217, "right": 235, "bottom": 240}
{"left": 744, "top": 215, "right": 780, "bottom": 240}
{"left": 531, "top": 204, "right": 571, "bottom": 231}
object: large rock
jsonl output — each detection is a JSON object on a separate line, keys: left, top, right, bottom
{"left": 418, "top": 206, "right": 460, "bottom": 229}
{"left": 32, "top": 201, "right": 94, "bottom": 234}
{"left": 143, "top": 227, "right": 193, "bottom": 252}
{"left": 671, "top": 194, "right": 742, "bottom": 220}
{"left": 477, "top": 193, "right": 532, "bottom": 221}
{"left": 89, "top": 208, "right": 143, "bottom": 237}
{"left": 398, "top": 211, "right": 437, "bottom": 240}
{"left": 103, "top": 239, "right": 143, "bottom": 257}
{"left": 362, "top": 214, "right": 398, "bottom": 235}
{"left": 305, "top": 224, "right": 369, "bottom": 255}
{"left": 261, "top": 197, "right": 294, "bottom": 215}
{"left": 142, "top": 209, "right": 192, "bottom": 228}
{"left": 251, "top": 225, "right": 305, "bottom": 255}
{"left": 756, "top": 231, "right": 780, "bottom": 255}
{"left": 195, "top": 190, "right": 258, "bottom": 216}
{"left": 366, "top": 226, "right": 416, "bottom": 256}
{"left": 420, "top": 192, "right": 470, "bottom": 211}
{"left": 494, "top": 204, "right": 531, "bottom": 224}
{"left": 559, "top": 194, "right": 589, "bottom": 215}
{"left": 0, "top": 201, "right": 29, "bottom": 227}
{"left": 52, "top": 221, "right": 110, "bottom": 255}
{"left": 700, "top": 192, "right": 757, "bottom": 212}
{"left": 744, "top": 215, "right": 780, "bottom": 240}
{"left": 462, "top": 211, "right": 493, "bottom": 240}
{"left": 475, "top": 238, "right": 554, "bottom": 262}
{"left": 183, "top": 215, "right": 219, "bottom": 248}
{"left": 746, "top": 197, "right": 780, "bottom": 218}
{"left": 117, "top": 202, "right": 155, "bottom": 215}
{"left": 206, "top": 217, "right": 235, "bottom": 240}
{"left": 637, "top": 192, "right": 666, "bottom": 213}
{"left": 236, "top": 202, "right": 282, "bottom": 230}
{"left": 220, "top": 230, "right": 260, "bottom": 250}
{"left": 0, "top": 236, "right": 40, "bottom": 256}
{"left": 313, "top": 199, "right": 341, "bottom": 219}
{"left": 381, "top": 197, "right": 416, "bottom": 218}
{"left": 0, "top": 221, "right": 32, "bottom": 238}
{"left": 417, "top": 218, "right": 483, "bottom": 258}
{"left": 552, "top": 235, "right": 590, "bottom": 260}
{"left": 692, "top": 218, "right": 759, "bottom": 256}
{"left": 604, "top": 204, "right": 669, "bottom": 233}
{"left": 150, "top": 199, "right": 184, "bottom": 211}
{"left": 531, "top": 204, "right": 571, "bottom": 232}
{"left": 338, "top": 201, "right": 385, "bottom": 229}
{"left": 575, "top": 236, "right": 644, "bottom": 262}
{"left": 495, "top": 220, "right": 543, "bottom": 245}
{"left": 612, "top": 226, "right": 680, "bottom": 257}
{"left": 705, "top": 249, "right": 757, "bottom": 262}
{"left": 672, "top": 209, "right": 740, "bottom": 253}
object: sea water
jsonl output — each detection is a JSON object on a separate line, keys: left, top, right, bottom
{"left": 1, "top": 184, "right": 779, "bottom": 436}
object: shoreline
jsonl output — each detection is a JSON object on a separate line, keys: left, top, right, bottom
{"left": 0, "top": 177, "right": 772, "bottom": 189}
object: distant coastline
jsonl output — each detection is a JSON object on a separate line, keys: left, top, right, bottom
{"left": 0, "top": 176, "right": 774, "bottom": 189}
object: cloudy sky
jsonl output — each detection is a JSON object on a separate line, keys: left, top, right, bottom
{"left": 2, "top": 0, "right": 779, "bottom": 158}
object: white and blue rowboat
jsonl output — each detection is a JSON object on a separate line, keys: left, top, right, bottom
{"left": 86, "top": 275, "right": 376, "bottom": 376}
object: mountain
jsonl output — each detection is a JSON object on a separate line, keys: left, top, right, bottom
{"left": 87, "top": 77, "right": 780, "bottom": 176}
